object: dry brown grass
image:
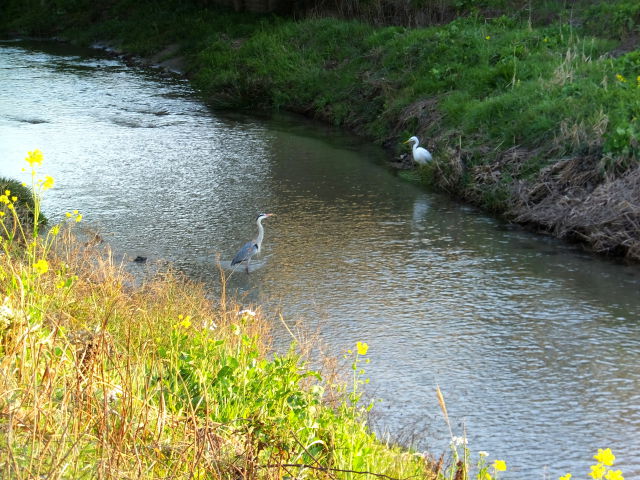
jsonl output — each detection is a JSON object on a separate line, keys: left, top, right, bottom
{"left": 554, "top": 109, "right": 609, "bottom": 153}
{"left": 511, "top": 157, "right": 640, "bottom": 260}
{"left": 0, "top": 231, "right": 275, "bottom": 478}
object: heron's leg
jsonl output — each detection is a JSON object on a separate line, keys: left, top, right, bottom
{"left": 245, "top": 259, "right": 250, "bottom": 274}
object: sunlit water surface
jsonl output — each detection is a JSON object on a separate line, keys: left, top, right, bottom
{"left": 1, "top": 40, "right": 639, "bottom": 479}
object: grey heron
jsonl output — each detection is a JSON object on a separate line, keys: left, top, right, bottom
{"left": 231, "top": 213, "right": 274, "bottom": 273}
{"left": 404, "top": 136, "right": 432, "bottom": 165}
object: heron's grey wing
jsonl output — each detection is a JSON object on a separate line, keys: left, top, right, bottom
{"left": 231, "top": 241, "right": 258, "bottom": 265}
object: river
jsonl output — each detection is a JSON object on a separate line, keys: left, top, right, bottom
{"left": 1, "top": 39, "right": 639, "bottom": 478}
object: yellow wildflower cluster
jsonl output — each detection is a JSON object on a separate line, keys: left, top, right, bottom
{"left": 493, "top": 460, "right": 507, "bottom": 472}
{"left": 25, "top": 149, "right": 43, "bottom": 168}
{"left": 590, "top": 448, "right": 623, "bottom": 480}
{"left": 23, "top": 149, "right": 55, "bottom": 192}
{"left": 356, "top": 341, "right": 369, "bottom": 355}
{"left": 33, "top": 259, "right": 49, "bottom": 275}
{"left": 560, "top": 448, "right": 624, "bottom": 480}
{"left": 0, "top": 190, "right": 18, "bottom": 218}
{"left": 174, "top": 314, "right": 192, "bottom": 329}
{"left": 346, "top": 341, "right": 370, "bottom": 356}
{"left": 65, "top": 210, "right": 83, "bottom": 223}
{"left": 613, "top": 73, "right": 639, "bottom": 88}
{"left": 39, "top": 175, "right": 54, "bottom": 191}
{"left": 1, "top": 150, "right": 85, "bottom": 289}
{"left": 481, "top": 459, "right": 507, "bottom": 480}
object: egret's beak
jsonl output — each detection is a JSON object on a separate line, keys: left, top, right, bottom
{"left": 266, "top": 213, "right": 275, "bottom": 217}
{"left": 403, "top": 139, "right": 411, "bottom": 144}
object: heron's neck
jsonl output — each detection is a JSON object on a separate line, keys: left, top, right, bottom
{"left": 255, "top": 218, "right": 265, "bottom": 248}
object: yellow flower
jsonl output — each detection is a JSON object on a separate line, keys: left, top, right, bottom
{"left": 615, "top": 73, "right": 626, "bottom": 83}
{"left": 594, "top": 448, "right": 615, "bottom": 467}
{"left": 0, "top": 212, "right": 5, "bottom": 217}
{"left": 0, "top": 195, "right": 8, "bottom": 204}
{"left": 42, "top": 176, "right": 54, "bottom": 190}
{"left": 25, "top": 149, "right": 43, "bottom": 167}
{"left": 175, "top": 314, "right": 192, "bottom": 329}
{"left": 493, "top": 460, "right": 507, "bottom": 472}
{"left": 559, "top": 474, "right": 572, "bottom": 480}
{"left": 605, "top": 470, "right": 624, "bottom": 480}
{"left": 590, "top": 463, "right": 606, "bottom": 479}
{"left": 485, "top": 35, "right": 491, "bottom": 40}
{"left": 10, "top": 196, "right": 16, "bottom": 202}
{"left": 356, "top": 341, "right": 369, "bottom": 355}
{"left": 34, "top": 259, "right": 49, "bottom": 275}
{"left": 66, "top": 210, "right": 82, "bottom": 222}
{"left": 4, "top": 190, "right": 10, "bottom": 196}
{"left": 636, "top": 75, "right": 640, "bottom": 86}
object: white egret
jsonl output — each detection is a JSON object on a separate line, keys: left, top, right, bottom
{"left": 404, "top": 136, "right": 432, "bottom": 165}
{"left": 231, "top": 213, "right": 274, "bottom": 273}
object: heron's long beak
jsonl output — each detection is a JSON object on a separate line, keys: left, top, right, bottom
{"left": 403, "top": 139, "right": 410, "bottom": 144}
{"left": 266, "top": 213, "right": 275, "bottom": 217}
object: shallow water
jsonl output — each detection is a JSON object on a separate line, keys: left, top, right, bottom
{"left": 1, "top": 39, "right": 639, "bottom": 478}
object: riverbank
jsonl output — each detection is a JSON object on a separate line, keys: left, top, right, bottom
{"left": 1, "top": 1, "right": 638, "bottom": 261}
{"left": 0, "top": 151, "right": 451, "bottom": 479}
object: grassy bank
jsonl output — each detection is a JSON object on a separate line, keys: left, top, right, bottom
{"left": 1, "top": 151, "right": 449, "bottom": 478}
{"left": 2, "top": 0, "right": 639, "bottom": 260}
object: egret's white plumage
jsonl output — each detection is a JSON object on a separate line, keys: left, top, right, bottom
{"left": 404, "top": 136, "right": 432, "bottom": 165}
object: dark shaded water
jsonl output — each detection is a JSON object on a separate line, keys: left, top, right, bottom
{"left": 1, "top": 40, "right": 639, "bottom": 478}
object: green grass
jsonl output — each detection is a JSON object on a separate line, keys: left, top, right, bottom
{"left": 3, "top": 0, "right": 636, "bottom": 172}
{"left": 174, "top": 5, "right": 636, "bottom": 179}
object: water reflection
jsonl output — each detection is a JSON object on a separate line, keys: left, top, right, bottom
{"left": 1, "top": 40, "right": 639, "bottom": 479}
